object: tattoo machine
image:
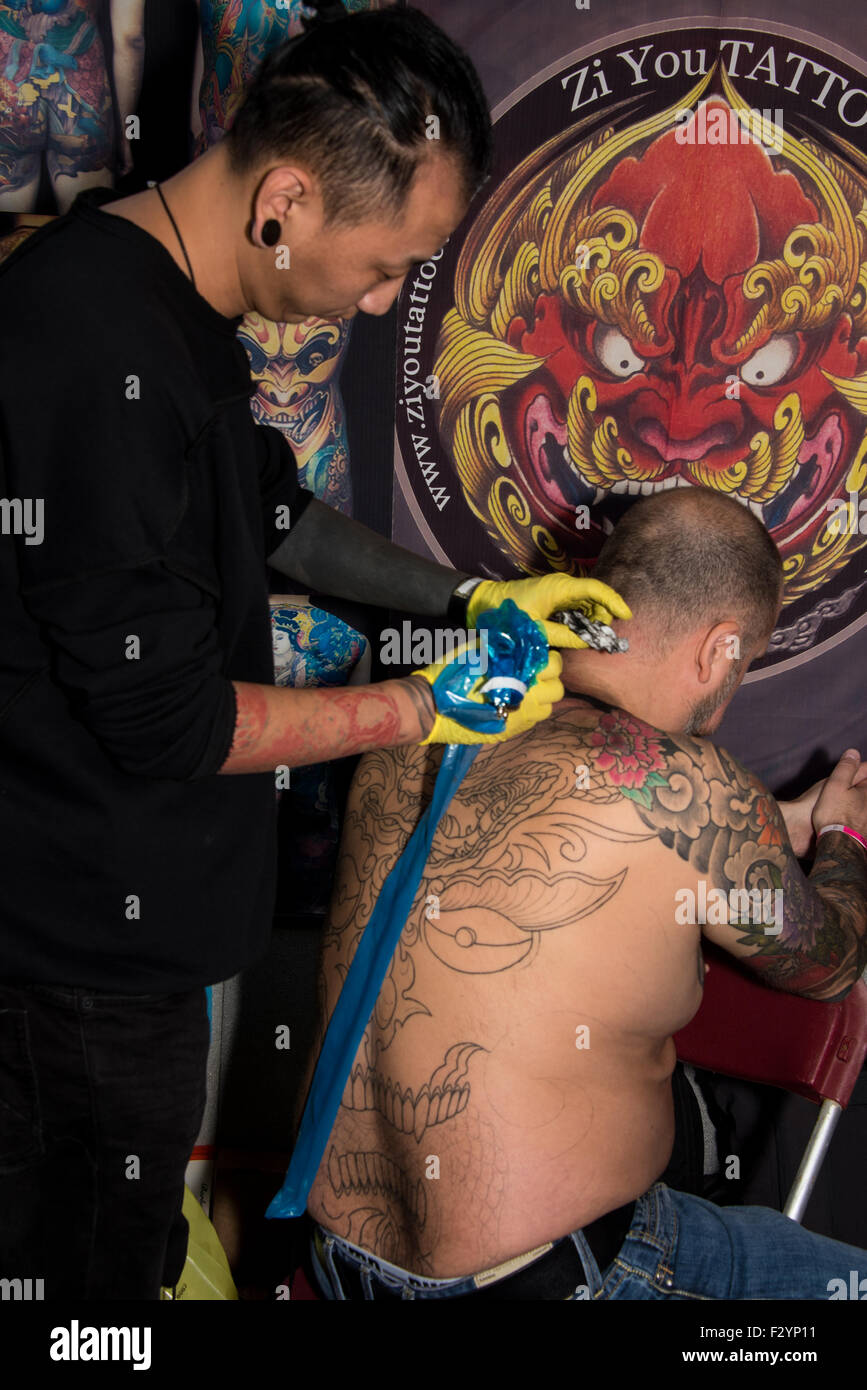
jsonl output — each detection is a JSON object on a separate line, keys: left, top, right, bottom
{"left": 553, "top": 607, "right": 629, "bottom": 653}
{"left": 265, "top": 601, "right": 549, "bottom": 1219}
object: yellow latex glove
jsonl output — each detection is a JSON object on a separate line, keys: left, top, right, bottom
{"left": 414, "top": 650, "right": 563, "bottom": 746}
{"left": 466, "top": 575, "right": 631, "bottom": 650}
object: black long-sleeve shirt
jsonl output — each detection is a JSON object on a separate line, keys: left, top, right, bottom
{"left": 0, "top": 187, "right": 314, "bottom": 990}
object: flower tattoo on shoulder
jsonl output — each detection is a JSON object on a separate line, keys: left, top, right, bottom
{"left": 587, "top": 712, "right": 672, "bottom": 808}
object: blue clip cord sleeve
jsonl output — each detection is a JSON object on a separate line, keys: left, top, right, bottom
{"left": 266, "top": 743, "right": 479, "bottom": 1218}
{"left": 265, "top": 599, "right": 549, "bottom": 1219}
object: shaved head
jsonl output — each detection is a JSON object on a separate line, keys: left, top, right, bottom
{"left": 591, "top": 487, "right": 783, "bottom": 654}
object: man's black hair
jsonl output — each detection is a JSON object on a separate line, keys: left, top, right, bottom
{"left": 225, "top": 5, "right": 493, "bottom": 227}
{"left": 592, "top": 488, "right": 783, "bottom": 654}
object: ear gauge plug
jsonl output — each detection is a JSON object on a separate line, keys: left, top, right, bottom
{"left": 261, "top": 218, "right": 281, "bottom": 247}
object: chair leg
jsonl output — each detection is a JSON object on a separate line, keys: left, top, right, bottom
{"left": 782, "top": 1099, "right": 842, "bottom": 1223}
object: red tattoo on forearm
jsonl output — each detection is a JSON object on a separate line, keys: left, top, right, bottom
{"left": 227, "top": 682, "right": 268, "bottom": 760}
{"left": 220, "top": 678, "right": 433, "bottom": 775}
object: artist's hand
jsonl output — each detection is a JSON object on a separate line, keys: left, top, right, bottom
{"left": 467, "top": 575, "right": 631, "bottom": 650}
{"left": 411, "top": 651, "right": 563, "bottom": 746}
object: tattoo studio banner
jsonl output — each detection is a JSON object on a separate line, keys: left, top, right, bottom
{"left": 399, "top": 4, "right": 867, "bottom": 784}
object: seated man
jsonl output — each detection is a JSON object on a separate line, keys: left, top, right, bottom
{"left": 299, "top": 486, "right": 867, "bottom": 1300}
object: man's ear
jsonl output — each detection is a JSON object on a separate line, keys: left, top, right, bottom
{"left": 695, "top": 621, "right": 741, "bottom": 685}
{"left": 253, "top": 163, "right": 316, "bottom": 232}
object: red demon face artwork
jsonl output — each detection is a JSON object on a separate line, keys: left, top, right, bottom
{"left": 432, "top": 72, "right": 867, "bottom": 616}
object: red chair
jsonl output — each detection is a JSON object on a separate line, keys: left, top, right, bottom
{"left": 674, "top": 945, "right": 867, "bottom": 1221}
{"left": 288, "top": 1265, "right": 321, "bottom": 1300}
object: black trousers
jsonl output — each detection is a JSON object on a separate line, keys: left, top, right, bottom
{"left": 0, "top": 980, "right": 210, "bottom": 1300}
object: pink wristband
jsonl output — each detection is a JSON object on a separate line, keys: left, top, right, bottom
{"left": 817, "top": 823, "right": 867, "bottom": 854}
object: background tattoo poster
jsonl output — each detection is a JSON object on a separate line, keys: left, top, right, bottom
{"left": 398, "top": 7, "right": 867, "bottom": 789}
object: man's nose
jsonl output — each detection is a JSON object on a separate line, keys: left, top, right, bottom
{"left": 355, "top": 277, "right": 406, "bottom": 316}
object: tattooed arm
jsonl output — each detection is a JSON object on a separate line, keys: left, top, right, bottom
{"left": 218, "top": 677, "right": 434, "bottom": 773}
{"left": 582, "top": 711, "right": 867, "bottom": 1002}
{"left": 704, "top": 748, "right": 867, "bottom": 1000}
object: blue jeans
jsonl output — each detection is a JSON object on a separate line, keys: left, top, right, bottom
{"left": 0, "top": 981, "right": 210, "bottom": 1300}
{"left": 311, "top": 1182, "right": 867, "bottom": 1300}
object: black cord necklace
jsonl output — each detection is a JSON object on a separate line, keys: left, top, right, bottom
{"left": 155, "top": 183, "right": 196, "bottom": 290}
